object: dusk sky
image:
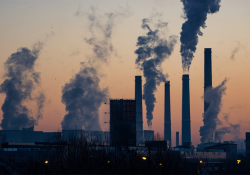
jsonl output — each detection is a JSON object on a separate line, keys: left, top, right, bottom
{"left": 0, "top": 0, "right": 250, "bottom": 147}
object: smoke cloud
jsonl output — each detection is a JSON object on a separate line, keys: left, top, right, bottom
{"left": 61, "top": 7, "right": 129, "bottom": 130}
{"left": 61, "top": 66, "right": 109, "bottom": 130}
{"left": 200, "top": 78, "right": 227, "bottom": 143}
{"left": 214, "top": 123, "right": 240, "bottom": 142}
{"left": 180, "top": 0, "right": 221, "bottom": 72}
{"left": 135, "top": 18, "right": 177, "bottom": 127}
{"left": 0, "top": 42, "right": 45, "bottom": 130}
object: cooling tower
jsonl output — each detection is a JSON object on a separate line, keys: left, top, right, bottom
{"left": 176, "top": 132, "right": 179, "bottom": 147}
{"left": 204, "top": 48, "right": 212, "bottom": 112}
{"left": 182, "top": 74, "right": 191, "bottom": 146}
{"left": 135, "top": 76, "right": 143, "bottom": 145}
{"left": 164, "top": 81, "right": 171, "bottom": 147}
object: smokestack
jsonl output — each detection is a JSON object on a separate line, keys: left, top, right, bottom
{"left": 204, "top": 48, "right": 212, "bottom": 141}
{"left": 135, "top": 76, "right": 143, "bottom": 145}
{"left": 182, "top": 74, "right": 191, "bottom": 145}
{"left": 176, "top": 132, "right": 179, "bottom": 147}
{"left": 204, "top": 48, "right": 212, "bottom": 112}
{"left": 164, "top": 81, "right": 171, "bottom": 147}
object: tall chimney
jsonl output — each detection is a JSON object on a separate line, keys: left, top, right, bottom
{"left": 204, "top": 48, "right": 212, "bottom": 113}
{"left": 164, "top": 81, "right": 171, "bottom": 147}
{"left": 135, "top": 76, "right": 143, "bottom": 145}
{"left": 182, "top": 74, "right": 191, "bottom": 145}
{"left": 176, "top": 132, "right": 179, "bottom": 147}
{"left": 204, "top": 48, "right": 213, "bottom": 142}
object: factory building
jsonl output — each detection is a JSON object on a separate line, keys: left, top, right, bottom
{"left": 246, "top": 132, "right": 250, "bottom": 155}
{"left": 0, "top": 127, "right": 109, "bottom": 144}
{"left": 110, "top": 99, "right": 136, "bottom": 146}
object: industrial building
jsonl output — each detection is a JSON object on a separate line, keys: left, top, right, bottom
{"left": 110, "top": 99, "right": 136, "bottom": 146}
{"left": 246, "top": 132, "right": 250, "bottom": 155}
{"left": 144, "top": 130, "right": 154, "bottom": 142}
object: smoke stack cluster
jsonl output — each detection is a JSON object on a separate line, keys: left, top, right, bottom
{"left": 182, "top": 74, "right": 191, "bottom": 145}
{"left": 135, "top": 76, "right": 143, "bottom": 145}
{"left": 164, "top": 81, "right": 171, "bottom": 147}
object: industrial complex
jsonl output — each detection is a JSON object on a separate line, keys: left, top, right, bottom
{"left": 0, "top": 48, "right": 249, "bottom": 170}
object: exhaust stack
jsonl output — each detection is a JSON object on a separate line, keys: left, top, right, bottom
{"left": 182, "top": 74, "right": 191, "bottom": 146}
{"left": 176, "top": 132, "right": 179, "bottom": 147}
{"left": 135, "top": 76, "right": 143, "bottom": 145}
{"left": 204, "top": 48, "right": 212, "bottom": 112}
{"left": 164, "top": 81, "right": 171, "bottom": 147}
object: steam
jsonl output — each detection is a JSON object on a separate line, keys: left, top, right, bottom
{"left": 214, "top": 123, "right": 240, "bottom": 142}
{"left": 135, "top": 18, "right": 177, "bottom": 127}
{"left": 61, "top": 66, "right": 108, "bottom": 130}
{"left": 0, "top": 42, "right": 45, "bottom": 130}
{"left": 61, "top": 7, "right": 129, "bottom": 130}
{"left": 180, "top": 0, "right": 221, "bottom": 72}
{"left": 200, "top": 78, "right": 227, "bottom": 143}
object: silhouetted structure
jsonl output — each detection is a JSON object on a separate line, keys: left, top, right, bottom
{"left": 246, "top": 132, "right": 250, "bottom": 155}
{"left": 144, "top": 130, "right": 154, "bottom": 141}
{"left": 182, "top": 74, "right": 191, "bottom": 146}
{"left": 110, "top": 99, "right": 136, "bottom": 146}
{"left": 164, "top": 81, "right": 171, "bottom": 147}
{"left": 176, "top": 132, "right": 179, "bottom": 147}
{"left": 135, "top": 76, "right": 143, "bottom": 145}
{"left": 145, "top": 141, "right": 169, "bottom": 151}
{"left": 204, "top": 48, "right": 212, "bottom": 112}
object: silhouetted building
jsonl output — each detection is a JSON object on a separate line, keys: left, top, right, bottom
{"left": 246, "top": 132, "right": 250, "bottom": 155}
{"left": 110, "top": 99, "right": 136, "bottom": 146}
{"left": 135, "top": 76, "right": 143, "bottom": 145}
{"left": 144, "top": 130, "right": 154, "bottom": 142}
{"left": 182, "top": 74, "right": 191, "bottom": 146}
{"left": 164, "top": 81, "right": 171, "bottom": 147}
{"left": 145, "top": 141, "right": 169, "bottom": 151}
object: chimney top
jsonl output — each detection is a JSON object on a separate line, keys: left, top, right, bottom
{"left": 182, "top": 74, "right": 189, "bottom": 79}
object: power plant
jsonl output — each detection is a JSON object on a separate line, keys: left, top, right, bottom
{"left": 0, "top": 47, "right": 244, "bottom": 168}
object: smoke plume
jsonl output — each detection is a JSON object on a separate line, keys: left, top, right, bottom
{"left": 214, "top": 123, "right": 240, "bottom": 142}
{"left": 200, "top": 78, "right": 227, "bottom": 143}
{"left": 0, "top": 42, "right": 45, "bottom": 130}
{"left": 61, "top": 66, "right": 108, "bottom": 130}
{"left": 180, "top": 0, "right": 221, "bottom": 72}
{"left": 61, "top": 7, "right": 129, "bottom": 130}
{"left": 135, "top": 18, "right": 177, "bottom": 127}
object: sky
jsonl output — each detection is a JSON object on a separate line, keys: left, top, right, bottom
{"left": 0, "top": 0, "right": 250, "bottom": 147}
